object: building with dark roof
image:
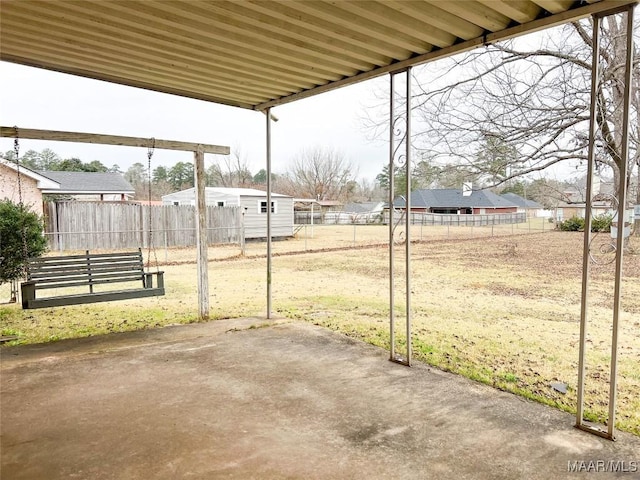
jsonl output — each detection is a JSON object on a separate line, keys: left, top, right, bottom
{"left": 500, "top": 193, "right": 543, "bottom": 210}
{"left": 37, "top": 171, "right": 135, "bottom": 201}
{"left": 343, "top": 201, "right": 385, "bottom": 215}
{"left": 394, "top": 188, "right": 518, "bottom": 215}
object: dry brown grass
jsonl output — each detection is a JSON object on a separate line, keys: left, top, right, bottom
{"left": 1, "top": 226, "right": 638, "bottom": 435}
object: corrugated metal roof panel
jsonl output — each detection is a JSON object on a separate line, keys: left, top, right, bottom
{"left": 1, "top": 0, "right": 634, "bottom": 110}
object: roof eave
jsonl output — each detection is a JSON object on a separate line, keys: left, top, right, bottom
{"left": 255, "top": 0, "right": 638, "bottom": 111}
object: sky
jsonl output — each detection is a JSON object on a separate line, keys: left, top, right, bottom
{"left": 0, "top": 61, "right": 389, "bottom": 182}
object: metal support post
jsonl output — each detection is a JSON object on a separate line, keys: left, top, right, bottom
{"left": 607, "top": 4, "right": 634, "bottom": 440}
{"left": 266, "top": 107, "right": 273, "bottom": 319}
{"left": 389, "top": 72, "right": 396, "bottom": 362}
{"left": 576, "top": 5, "right": 635, "bottom": 440}
{"left": 405, "top": 66, "right": 413, "bottom": 366}
{"left": 576, "top": 12, "right": 600, "bottom": 434}
{"left": 389, "top": 68, "right": 413, "bottom": 367}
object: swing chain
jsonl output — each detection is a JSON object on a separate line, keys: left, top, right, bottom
{"left": 147, "top": 138, "right": 155, "bottom": 162}
{"left": 13, "top": 126, "right": 23, "bottom": 208}
{"left": 13, "top": 127, "right": 30, "bottom": 274}
{"left": 146, "top": 138, "right": 159, "bottom": 272}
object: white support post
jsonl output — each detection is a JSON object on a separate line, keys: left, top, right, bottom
{"left": 389, "top": 69, "right": 413, "bottom": 367}
{"left": 266, "top": 108, "right": 273, "bottom": 319}
{"left": 607, "top": 4, "right": 634, "bottom": 440}
{"left": 577, "top": 5, "right": 635, "bottom": 441}
{"left": 405, "top": 66, "right": 413, "bottom": 366}
{"left": 389, "top": 73, "right": 396, "bottom": 362}
{"left": 576, "top": 13, "right": 601, "bottom": 433}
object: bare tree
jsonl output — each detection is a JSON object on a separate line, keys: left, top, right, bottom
{"left": 364, "top": 13, "right": 638, "bottom": 231}
{"left": 208, "top": 147, "right": 253, "bottom": 187}
{"left": 285, "top": 146, "right": 358, "bottom": 201}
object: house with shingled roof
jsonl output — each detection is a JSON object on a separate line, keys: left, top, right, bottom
{"left": 500, "top": 193, "right": 547, "bottom": 218}
{"left": 37, "top": 171, "right": 135, "bottom": 202}
{"left": 393, "top": 187, "right": 518, "bottom": 215}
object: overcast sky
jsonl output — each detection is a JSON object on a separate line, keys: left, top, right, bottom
{"left": 0, "top": 61, "right": 388, "bottom": 182}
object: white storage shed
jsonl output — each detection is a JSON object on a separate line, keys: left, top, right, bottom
{"left": 162, "top": 187, "right": 294, "bottom": 239}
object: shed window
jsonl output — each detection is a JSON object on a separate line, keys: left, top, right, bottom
{"left": 217, "top": 201, "right": 225, "bottom": 207}
{"left": 260, "top": 201, "right": 276, "bottom": 213}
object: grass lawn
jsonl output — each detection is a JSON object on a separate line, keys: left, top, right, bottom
{"left": 1, "top": 227, "right": 639, "bottom": 435}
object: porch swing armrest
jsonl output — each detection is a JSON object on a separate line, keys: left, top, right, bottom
{"left": 144, "top": 271, "right": 164, "bottom": 290}
{"left": 21, "top": 281, "right": 36, "bottom": 309}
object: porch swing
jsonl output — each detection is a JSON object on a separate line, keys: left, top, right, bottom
{"left": 13, "top": 129, "right": 165, "bottom": 309}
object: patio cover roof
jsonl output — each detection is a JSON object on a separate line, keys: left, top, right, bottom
{"left": 1, "top": 0, "right": 636, "bottom": 112}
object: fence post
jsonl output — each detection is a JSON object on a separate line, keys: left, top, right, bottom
{"left": 353, "top": 223, "right": 356, "bottom": 247}
{"left": 139, "top": 203, "right": 145, "bottom": 248}
{"left": 241, "top": 224, "right": 246, "bottom": 257}
{"left": 164, "top": 229, "right": 168, "bottom": 263}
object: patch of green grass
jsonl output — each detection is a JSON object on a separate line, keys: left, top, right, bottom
{"left": 0, "top": 303, "right": 200, "bottom": 344}
{"left": 499, "top": 372, "right": 519, "bottom": 383}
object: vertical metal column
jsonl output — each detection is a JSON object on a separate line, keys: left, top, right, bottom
{"left": 266, "top": 107, "right": 273, "bottom": 319}
{"left": 389, "top": 68, "right": 412, "bottom": 367}
{"left": 405, "top": 66, "right": 413, "bottom": 366}
{"left": 607, "top": 4, "right": 634, "bottom": 440}
{"left": 389, "top": 73, "right": 396, "bottom": 361}
{"left": 576, "top": 13, "right": 601, "bottom": 433}
{"left": 577, "top": 5, "right": 635, "bottom": 440}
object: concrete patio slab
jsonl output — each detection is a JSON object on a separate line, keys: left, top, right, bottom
{"left": 1, "top": 318, "right": 639, "bottom": 479}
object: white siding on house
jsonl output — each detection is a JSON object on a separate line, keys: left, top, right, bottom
{"left": 241, "top": 196, "right": 294, "bottom": 238}
{"left": 162, "top": 188, "right": 241, "bottom": 207}
{"left": 162, "top": 187, "right": 294, "bottom": 239}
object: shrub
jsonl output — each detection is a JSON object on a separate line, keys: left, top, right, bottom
{"left": 558, "top": 216, "right": 585, "bottom": 231}
{"left": 0, "top": 200, "right": 47, "bottom": 283}
{"left": 557, "top": 214, "right": 613, "bottom": 233}
{"left": 591, "top": 214, "right": 612, "bottom": 233}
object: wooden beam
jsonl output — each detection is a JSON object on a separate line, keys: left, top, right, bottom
{"left": 194, "top": 146, "right": 209, "bottom": 321}
{"left": 1, "top": 126, "right": 230, "bottom": 155}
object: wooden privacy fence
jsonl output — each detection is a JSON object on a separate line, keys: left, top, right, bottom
{"left": 44, "top": 202, "right": 243, "bottom": 251}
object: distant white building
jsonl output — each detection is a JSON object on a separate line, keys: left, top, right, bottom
{"left": 162, "top": 187, "right": 294, "bottom": 239}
